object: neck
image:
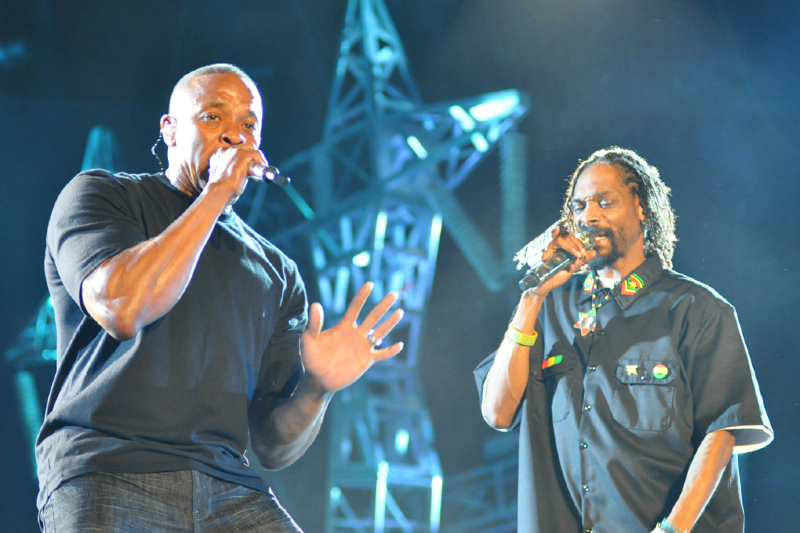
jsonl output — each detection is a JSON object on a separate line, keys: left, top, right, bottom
{"left": 596, "top": 253, "right": 647, "bottom": 280}
{"left": 165, "top": 167, "right": 199, "bottom": 198}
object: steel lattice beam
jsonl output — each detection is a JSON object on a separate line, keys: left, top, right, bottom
{"left": 233, "top": 2, "right": 530, "bottom": 530}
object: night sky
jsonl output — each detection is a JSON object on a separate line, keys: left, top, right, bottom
{"left": 1, "top": 1, "right": 798, "bottom": 531}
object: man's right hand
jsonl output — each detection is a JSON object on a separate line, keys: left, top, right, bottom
{"left": 206, "top": 146, "right": 268, "bottom": 206}
{"left": 523, "top": 226, "right": 596, "bottom": 300}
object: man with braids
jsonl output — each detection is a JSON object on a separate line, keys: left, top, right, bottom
{"left": 37, "top": 64, "right": 405, "bottom": 532}
{"left": 475, "top": 146, "right": 772, "bottom": 533}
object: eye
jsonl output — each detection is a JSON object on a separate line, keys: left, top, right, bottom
{"left": 572, "top": 203, "right": 584, "bottom": 213}
{"left": 203, "top": 114, "right": 220, "bottom": 122}
{"left": 243, "top": 122, "right": 257, "bottom": 131}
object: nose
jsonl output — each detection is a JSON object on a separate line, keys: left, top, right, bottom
{"left": 579, "top": 200, "right": 601, "bottom": 226}
{"left": 221, "top": 125, "right": 246, "bottom": 146}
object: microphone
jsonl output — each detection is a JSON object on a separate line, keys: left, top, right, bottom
{"left": 249, "top": 163, "right": 291, "bottom": 186}
{"left": 518, "top": 228, "right": 596, "bottom": 291}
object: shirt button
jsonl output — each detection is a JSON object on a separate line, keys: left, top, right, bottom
{"left": 588, "top": 366, "right": 597, "bottom": 372}
{"left": 583, "top": 485, "right": 590, "bottom": 493}
{"left": 596, "top": 330, "right": 604, "bottom": 336}
{"left": 586, "top": 529, "right": 594, "bottom": 533}
{"left": 584, "top": 404, "right": 592, "bottom": 411}
{"left": 580, "top": 442, "right": 588, "bottom": 449}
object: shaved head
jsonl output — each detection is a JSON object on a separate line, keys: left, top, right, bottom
{"left": 168, "top": 63, "right": 259, "bottom": 116}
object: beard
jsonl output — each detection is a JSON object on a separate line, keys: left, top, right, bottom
{"left": 587, "top": 225, "right": 625, "bottom": 270}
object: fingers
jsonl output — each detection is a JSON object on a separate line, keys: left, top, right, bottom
{"left": 367, "top": 308, "right": 404, "bottom": 345}
{"left": 360, "top": 290, "right": 400, "bottom": 332}
{"left": 371, "top": 341, "right": 405, "bottom": 361}
{"left": 543, "top": 228, "right": 589, "bottom": 263}
{"left": 341, "top": 282, "right": 373, "bottom": 325}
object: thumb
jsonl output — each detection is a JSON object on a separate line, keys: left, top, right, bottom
{"left": 306, "top": 302, "right": 324, "bottom": 337}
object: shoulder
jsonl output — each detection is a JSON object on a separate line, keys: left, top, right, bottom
{"left": 60, "top": 170, "right": 165, "bottom": 199}
{"left": 659, "top": 268, "right": 734, "bottom": 314}
{"left": 228, "top": 214, "right": 305, "bottom": 283}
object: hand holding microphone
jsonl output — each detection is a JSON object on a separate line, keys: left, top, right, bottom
{"left": 519, "top": 227, "right": 596, "bottom": 291}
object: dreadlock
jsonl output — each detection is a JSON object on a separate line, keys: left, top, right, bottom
{"left": 560, "top": 146, "right": 677, "bottom": 269}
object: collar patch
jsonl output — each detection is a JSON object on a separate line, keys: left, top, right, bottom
{"left": 583, "top": 273, "right": 595, "bottom": 294}
{"left": 542, "top": 354, "right": 563, "bottom": 369}
{"left": 621, "top": 273, "right": 645, "bottom": 295}
{"left": 625, "top": 364, "right": 639, "bottom": 376}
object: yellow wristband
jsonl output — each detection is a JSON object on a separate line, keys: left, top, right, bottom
{"left": 506, "top": 324, "right": 537, "bottom": 347}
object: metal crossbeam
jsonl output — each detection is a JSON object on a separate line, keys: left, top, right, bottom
{"left": 233, "top": 2, "right": 529, "bottom": 530}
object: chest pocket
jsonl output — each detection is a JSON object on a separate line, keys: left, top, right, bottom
{"left": 529, "top": 346, "right": 576, "bottom": 424}
{"left": 611, "top": 358, "right": 679, "bottom": 432}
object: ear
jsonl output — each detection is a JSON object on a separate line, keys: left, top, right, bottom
{"left": 634, "top": 195, "right": 646, "bottom": 223}
{"left": 160, "top": 114, "right": 177, "bottom": 147}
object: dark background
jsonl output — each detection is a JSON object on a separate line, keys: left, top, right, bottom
{"left": 1, "top": 1, "right": 797, "bottom": 531}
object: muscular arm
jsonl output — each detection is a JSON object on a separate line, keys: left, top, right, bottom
{"left": 481, "top": 292, "right": 543, "bottom": 429}
{"left": 482, "top": 227, "right": 594, "bottom": 430}
{"left": 82, "top": 182, "right": 233, "bottom": 340}
{"left": 248, "top": 374, "right": 333, "bottom": 470}
{"left": 250, "top": 285, "right": 405, "bottom": 470}
{"left": 659, "top": 429, "right": 736, "bottom": 532}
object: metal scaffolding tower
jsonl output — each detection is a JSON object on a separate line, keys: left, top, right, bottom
{"left": 4, "top": 125, "right": 119, "bottom": 478}
{"left": 236, "top": 1, "right": 530, "bottom": 531}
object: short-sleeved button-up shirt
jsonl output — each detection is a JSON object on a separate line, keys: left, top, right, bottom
{"left": 475, "top": 256, "right": 772, "bottom": 533}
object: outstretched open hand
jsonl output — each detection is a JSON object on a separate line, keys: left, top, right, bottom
{"left": 300, "top": 282, "right": 404, "bottom": 393}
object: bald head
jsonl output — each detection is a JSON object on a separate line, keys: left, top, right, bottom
{"left": 168, "top": 63, "right": 259, "bottom": 116}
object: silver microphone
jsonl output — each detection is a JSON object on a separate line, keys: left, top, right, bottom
{"left": 518, "top": 228, "right": 596, "bottom": 291}
{"left": 249, "top": 163, "right": 291, "bottom": 186}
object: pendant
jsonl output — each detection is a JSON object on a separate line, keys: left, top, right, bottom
{"left": 574, "top": 308, "right": 596, "bottom": 336}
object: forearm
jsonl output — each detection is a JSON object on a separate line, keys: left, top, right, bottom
{"left": 661, "top": 430, "right": 735, "bottom": 532}
{"left": 481, "top": 292, "right": 544, "bottom": 429}
{"left": 82, "top": 184, "right": 231, "bottom": 340}
{"left": 250, "top": 374, "right": 333, "bottom": 470}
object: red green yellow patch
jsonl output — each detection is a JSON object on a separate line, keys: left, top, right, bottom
{"left": 621, "top": 273, "right": 645, "bottom": 295}
{"left": 542, "top": 354, "right": 563, "bottom": 369}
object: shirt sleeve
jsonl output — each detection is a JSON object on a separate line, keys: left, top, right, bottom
{"left": 255, "top": 258, "right": 308, "bottom": 402}
{"left": 687, "top": 302, "right": 773, "bottom": 454}
{"left": 46, "top": 171, "right": 146, "bottom": 314}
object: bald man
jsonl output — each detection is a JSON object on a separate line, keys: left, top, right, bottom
{"left": 37, "top": 63, "right": 403, "bottom": 532}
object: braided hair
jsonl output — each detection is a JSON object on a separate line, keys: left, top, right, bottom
{"left": 560, "top": 146, "right": 677, "bottom": 269}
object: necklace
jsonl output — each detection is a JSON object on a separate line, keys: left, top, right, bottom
{"left": 574, "top": 275, "right": 618, "bottom": 336}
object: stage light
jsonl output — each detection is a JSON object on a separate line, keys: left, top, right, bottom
{"left": 448, "top": 105, "right": 476, "bottom": 131}
{"left": 470, "top": 132, "right": 489, "bottom": 153}
{"left": 352, "top": 251, "right": 371, "bottom": 267}
{"left": 395, "top": 428, "right": 410, "bottom": 454}
{"left": 469, "top": 92, "right": 520, "bottom": 121}
{"left": 406, "top": 136, "right": 428, "bottom": 159}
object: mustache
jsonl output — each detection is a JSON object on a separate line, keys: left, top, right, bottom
{"left": 580, "top": 225, "right": 613, "bottom": 238}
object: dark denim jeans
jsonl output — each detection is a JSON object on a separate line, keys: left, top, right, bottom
{"left": 39, "top": 470, "right": 302, "bottom": 532}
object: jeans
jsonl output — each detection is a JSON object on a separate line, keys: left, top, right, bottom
{"left": 39, "top": 470, "right": 303, "bottom": 532}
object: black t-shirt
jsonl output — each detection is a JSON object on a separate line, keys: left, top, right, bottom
{"left": 37, "top": 171, "right": 307, "bottom": 509}
{"left": 475, "top": 256, "right": 772, "bottom": 533}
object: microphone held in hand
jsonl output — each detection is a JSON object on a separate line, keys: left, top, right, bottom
{"left": 518, "top": 228, "right": 596, "bottom": 291}
{"left": 249, "top": 163, "right": 291, "bottom": 186}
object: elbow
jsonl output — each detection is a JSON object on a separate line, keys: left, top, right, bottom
{"left": 249, "top": 441, "right": 296, "bottom": 471}
{"left": 83, "top": 289, "right": 143, "bottom": 341}
{"left": 482, "top": 404, "right": 514, "bottom": 431}
{"left": 82, "top": 276, "right": 144, "bottom": 341}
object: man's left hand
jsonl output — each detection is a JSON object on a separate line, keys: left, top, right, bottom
{"left": 300, "top": 282, "right": 404, "bottom": 393}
